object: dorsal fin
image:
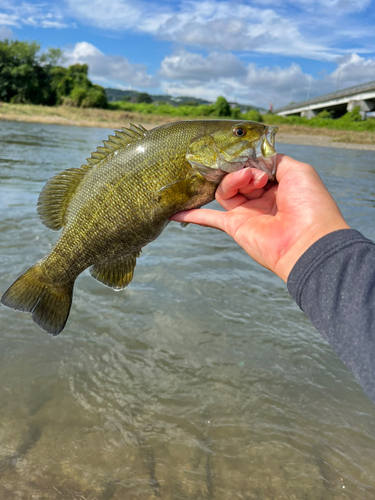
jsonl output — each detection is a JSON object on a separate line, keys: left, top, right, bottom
{"left": 83, "top": 123, "right": 147, "bottom": 169}
{"left": 37, "top": 123, "right": 147, "bottom": 231}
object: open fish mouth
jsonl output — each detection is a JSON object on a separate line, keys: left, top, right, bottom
{"left": 252, "top": 125, "right": 278, "bottom": 180}
{"left": 242, "top": 125, "right": 278, "bottom": 181}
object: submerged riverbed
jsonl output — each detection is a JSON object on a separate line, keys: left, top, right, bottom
{"left": 1, "top": 120, "right": 375, "bottom": 499}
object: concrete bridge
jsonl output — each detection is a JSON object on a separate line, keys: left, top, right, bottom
{"left": 274, "top": 80, "right": 375, "bottom": 119}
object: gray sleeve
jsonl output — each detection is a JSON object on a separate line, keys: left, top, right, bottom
{"left": 287, "top": 229, "right": 375, "bottom": 402}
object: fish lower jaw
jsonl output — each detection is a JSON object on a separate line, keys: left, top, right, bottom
{"left": 242, "top": 155, "right": 277, "bottom": 181}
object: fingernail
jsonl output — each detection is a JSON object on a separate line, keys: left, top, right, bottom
{"left": 251, "top": 169, "right": 267, "bottom": 181}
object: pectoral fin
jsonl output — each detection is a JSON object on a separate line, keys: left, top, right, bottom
{"left": 90, "top": 251, "right": 140, "bottom": 290}
{"left": 155, "top": 174, "right": 206, "bottom": 209}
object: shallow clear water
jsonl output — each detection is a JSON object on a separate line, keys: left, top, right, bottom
{"left": 1, "top": 120, "right": 375, "bottom": 500}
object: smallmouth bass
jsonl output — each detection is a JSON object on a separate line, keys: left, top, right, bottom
{"left": 1, "top": 120, "right": 278, "bottom": 334}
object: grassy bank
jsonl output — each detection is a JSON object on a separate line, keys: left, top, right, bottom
{"left": 263, "top": 111, "right": 375, "bottom": 133}
{"left": 110, "top": 100, "right": 375, "bottom": 133}
{"left": 0, "top": 102, "right": 176, "bottom": 129}
{"left": 0, "top": 102, "right": 374, "bottom": 146}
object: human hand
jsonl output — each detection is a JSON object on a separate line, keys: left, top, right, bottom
{"left": 171, "top": 154, "right": 350, "bottom": 282}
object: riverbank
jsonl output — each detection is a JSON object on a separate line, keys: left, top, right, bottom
{"left": 1, "top": 103, "right": 374, "bottom": 150}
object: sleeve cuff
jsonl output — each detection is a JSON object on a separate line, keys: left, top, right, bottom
{"left": 287, "top": 229, "right": 371, "bottom": 306}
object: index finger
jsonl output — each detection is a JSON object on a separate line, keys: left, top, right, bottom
{"left": 216, "top": 168, "right": 268, "bottom": 205}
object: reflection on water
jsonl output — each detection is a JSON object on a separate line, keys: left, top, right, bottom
{"left": 1, "top": 120, "right": 375, "bottom": 499}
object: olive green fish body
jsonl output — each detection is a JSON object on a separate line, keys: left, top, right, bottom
{"left": 1, "top": 120, "right": 278, "bottom": 334}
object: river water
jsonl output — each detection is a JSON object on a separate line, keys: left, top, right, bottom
{"left": 0, "top": 120, "right": 374, "bottom": 500}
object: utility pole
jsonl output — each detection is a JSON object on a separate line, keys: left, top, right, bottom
{"left": 306, "top": 78, "right": 312, "bottom": 100}
{"left": 335, "top": 65, "right": 342, "bottom": 92}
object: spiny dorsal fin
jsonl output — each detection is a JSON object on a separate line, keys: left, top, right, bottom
{"left": 83, "top": 123, "right": 147, "bottom": 170}
{"left": 37, "top": 123, "right": 148, "bottom": 231}
{"left": 90, "top": 251, "right": 141, "bottom": 290}
{"left": 37, "top": 168, "right": 86, "bottom": 230}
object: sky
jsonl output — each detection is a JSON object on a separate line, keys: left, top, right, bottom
{"left": 1, "top": 0, "right": 375, "bottom": 109}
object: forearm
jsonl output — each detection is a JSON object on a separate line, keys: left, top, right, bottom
{"left": 287, "top": 229, "right": 375, "bottom": 402}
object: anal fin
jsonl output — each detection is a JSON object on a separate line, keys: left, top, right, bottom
{"left": 90, "top": 251, "right": 140, "bottom": 290}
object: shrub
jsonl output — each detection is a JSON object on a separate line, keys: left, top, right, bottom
{"left": 231, "top": 107, "right": 242, "bottom": 119}
{"left": 340, "top": 106, "right": 363, "bottom": 122}
{"left": 244, "top": 109, "right": 263, "bottom": 122}
{"left": 316, "top": 109, "right": 333, "bottom": 119}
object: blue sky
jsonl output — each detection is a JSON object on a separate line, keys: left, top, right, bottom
{"left": 1, "top": 0, "right": 375, "bottom": 109}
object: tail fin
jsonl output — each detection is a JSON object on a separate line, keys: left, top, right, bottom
{"left": 1, "top": 265, "right": 74, "bottom": 335}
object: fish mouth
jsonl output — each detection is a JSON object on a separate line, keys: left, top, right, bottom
{"left": 242, "top": 155, "right": 277, "bottom": 181}
{"left": 218, "top": 126, "right": 278, "bottom": 181}
{"left": 244, "top": 126, "right": 278, "bottom": 181}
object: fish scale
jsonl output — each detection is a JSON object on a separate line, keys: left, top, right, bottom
{"left": 1, "top": 119, "right": 277, "bottom": 335}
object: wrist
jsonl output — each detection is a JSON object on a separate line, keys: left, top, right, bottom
{"left": 276, "top": 220, "right": 351, "bottom": 282}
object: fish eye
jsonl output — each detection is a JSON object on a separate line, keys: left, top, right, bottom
{"left": 233, "top": 127, "right": 246, "bottom": 137}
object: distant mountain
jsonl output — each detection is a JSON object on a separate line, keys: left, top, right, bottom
{"left": 105, "top": 88, "right": 211, "bottom": 106}
{"left": 105, "top": 88, "right": 266, "bottom": 113}
{"left": 105, "top": 88, "right": 140, "bottom": 102}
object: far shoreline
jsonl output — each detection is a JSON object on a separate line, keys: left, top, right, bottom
{"left": 276, "top": 132, "right": 375, "bottom": 151}
{"left": 1, "top": 103, "right": 374, "bottom": 152}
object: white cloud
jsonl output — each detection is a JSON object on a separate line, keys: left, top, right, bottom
{"left": 1, "top": 0, "right": 374, "bottom": 108}
{"left": 41, "top": 20, "right": 68, "bottom": 29}
{"left": 162, "top": 82, "right": 236, "bottom": 104}
{"left": 2, "top": 0, "right": 374, "bottom": 62}
{"left": 160, "top": 49, "right": 375, "bottom": 109}
{"left": 65, "top": 0, "right": 338, "bottom": 61}
{"left": 0, "top": 1, "right": 68, "bottom": 29}
{"left": 242, "top": 63, "right": 311, "bottom": 106}
{"left": 64, "top": 42, "right": 159, "bottom": 88}
{"left": 0, "top": 25, "right": 15, "bottom": 39}
{"left": 332, "top": 53, "right": 375, "bottom": 89}
{"left": 162, "top": 63, "right": 310, "bottom": 108}
{"left": 287, "top": 0, "right": 372, "bottom": 14}
{"left": 65, "top": 0, "right": 147, "bottom": 30}
{"left": 0, "top": 12, "right": 19, "bottom": 27}
{"left": 159, "top": 48, "right": 247, "bottom": 81}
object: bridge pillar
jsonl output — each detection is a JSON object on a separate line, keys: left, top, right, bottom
{"left": 347, "top": 99, "right": 375, "bottom": 119}
{"left": 301, "top": 109, "right": 317, "bottom": 119}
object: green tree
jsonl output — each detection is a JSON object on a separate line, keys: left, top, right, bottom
{"left": 0, "top": 40, "right": 107, "bottom": 108}
{"left": 81, "top": 85, "right": 108, "bottom": 108}
{"left": 137, "top": 92, "right": 152, "bottom": 104}
{"left": 0, "top": 39, "right": 54, "bottom": 104}
{"left": 182, "top": 99, "right": 199, "bottom": 106}
{"left": 212, "top": 96, "right": 231, "bottom": 117}
{"left": 40, "top": 47, "right": 65, "bottom": 66}
{"left": 51, "top": 63, "right": 107, "bottom": 108}
{"left": 50, "top": 66, "right": 74, "bottom": 104}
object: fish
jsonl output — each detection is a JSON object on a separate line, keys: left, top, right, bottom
{"left": 1, "top": 120, "right": 278, "bottom": 335}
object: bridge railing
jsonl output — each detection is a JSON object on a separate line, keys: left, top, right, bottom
{"left": 275, "top": 80, "right": 375, "bottom": 114}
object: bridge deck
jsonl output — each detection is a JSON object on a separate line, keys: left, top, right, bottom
{"left": 275, "top": 80, "right": 375, "bottom": 116}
